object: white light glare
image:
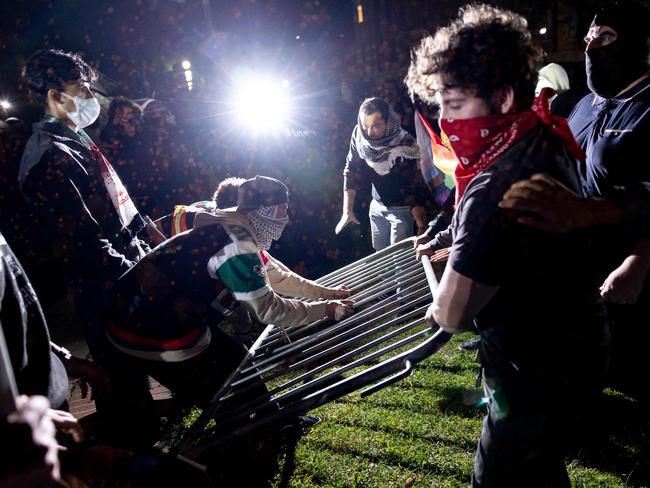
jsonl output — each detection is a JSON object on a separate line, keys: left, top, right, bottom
{"left": 233, "top": 77, "right": 294, "bottom": 134}
{"left": 184, "top": 70, "right": 193, "bottom": 82}
{"left": 539, "top": 27, "right": 548, "bottom": 35}
{"left": 0, "top": 100, "right": 11, "bottom": 110}
{"left": 181, "top": 59, "right": 191, "bottom": 70}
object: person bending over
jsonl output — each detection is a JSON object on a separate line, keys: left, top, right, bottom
{"left": 102, "top": 176, "right": 354, "bottom": 442}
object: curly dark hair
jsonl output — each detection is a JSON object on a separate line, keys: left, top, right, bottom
{"left": 213, "top": 177, "right": 247, "bottom": 208}
{"left": 23, "top": 49, "right": 97, "bottom": 104}
{"left": 405, "top": 3, "right": 542, "bottom": 110}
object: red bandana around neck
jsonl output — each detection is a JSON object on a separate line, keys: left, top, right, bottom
{"left": 440, "top": 88, "right": 585, "bottom": 206}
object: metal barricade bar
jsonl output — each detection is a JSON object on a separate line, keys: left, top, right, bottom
{"left": 176, "top": 238, "right": 451, "bottom": 457}
{"left": 259, "top": 246, "right": 419, "bottom": 345}
{"left": 230, "top": 297, "right": 430, "bottom": 398}
{"left": 248, "top": 272, "right": 429, "bottom": 363}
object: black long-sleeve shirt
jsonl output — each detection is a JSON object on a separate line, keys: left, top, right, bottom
{"left": 17, "top": 117, "right": 147, "bottom": 339}
{"left": 343, "top": 132, "right": 428, "bottom": 207}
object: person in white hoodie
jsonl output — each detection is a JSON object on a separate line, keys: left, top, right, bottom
{"left": 535, "top": 63, "right": 570, "bottom": 98}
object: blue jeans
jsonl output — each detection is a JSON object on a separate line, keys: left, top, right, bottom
{"left": 369, "top": 199, "right": 414, "bottom": 251}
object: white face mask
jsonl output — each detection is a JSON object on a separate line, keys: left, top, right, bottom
{"left": 60, "top": 92, "right": 101, "bottom": 128}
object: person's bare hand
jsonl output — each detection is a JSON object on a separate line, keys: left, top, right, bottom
{"left": 66, "top": 357, "right": 112, "bottom": 400}
{"left": 414, "top": 232, "right": 431, "bottom": 248}
{"left": 600, "top": 256, "right": 648, "bottom": 304}
{"left": 499, "top": 173, "right": 588, "bottom": 233}
{"left": 431, "top": 247, "right": 451, "bottom": 263}
{"left": 3, "top": 395, "right": 61, "bottom": 484}
{"left": 46, "top": 409, "right": 84, "bottom": 443}
{"left": 424, "top": 303, "right": 436, "bottom": 326}
{"left": 322, "top": 285, "right": 352, "bottom": 299}
{"left": 326, "top": 300, "right": 355, "bottom": 320}
{"left": 335, "top": 212, "right": 360, "bottom": 234}
{"left": 416, "top": 243, "right": 435, "bottom": 260}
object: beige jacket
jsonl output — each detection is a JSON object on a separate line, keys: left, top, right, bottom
{"left": 194, "top": 210, "right": 328, "bottom": 327}
{"left": 264, "top": 253, "right": 330, "bottom": 300}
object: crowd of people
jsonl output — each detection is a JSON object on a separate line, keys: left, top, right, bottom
{"left": 1, "top": 0, "right": 650, "bottom": 485}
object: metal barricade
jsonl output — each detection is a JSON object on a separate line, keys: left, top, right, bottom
{"left": 176, "top": 237, "right": 450, "bottom": 459}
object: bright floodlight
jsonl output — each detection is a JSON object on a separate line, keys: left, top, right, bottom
{"left": 181, "top": 59, "right": 191, "bottom": 70}
{"left": 539, "top": 27, "right": 548, "bottom": 35}
{"left": 0, "top": 100, "right": 10, "bottom": 110}
{"left": 232, "top": 77, "right": 294, "bottom": 134}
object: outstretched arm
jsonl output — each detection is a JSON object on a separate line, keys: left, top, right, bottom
{"left": 211, "top": 241, "right": 354, "bottom": 328}
{"left": 500, "top": 173, "right": 650, "bottom": 303}
{"left": 498, "top": 173, "right": 627, "bottom": 232}
{"left": 264, "top": 253, "right": 351, "bottom": 300}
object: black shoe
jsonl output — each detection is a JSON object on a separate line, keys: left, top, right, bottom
{"left": 279, "top": 415, "right": 322, "bottom": 437}
{"left": 459, "top": 337, "right": 481, "bottom": 351}
{"left": 298, "top": 415, "right": 322, "bottom": 433}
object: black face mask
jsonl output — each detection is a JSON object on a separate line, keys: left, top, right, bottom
{"left": 586, "top": 42, "right": 648, "bottom": 98}
{"left": 586, "top": 1, "right": 650, "bottom": 98}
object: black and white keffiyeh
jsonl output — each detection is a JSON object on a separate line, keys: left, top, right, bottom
{"left": 246, "top": 205, "right": 289, "bottom": 250}
{"left": 353, "top": 101, "right": 420, "bottom": 175}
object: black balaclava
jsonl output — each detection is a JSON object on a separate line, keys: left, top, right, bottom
{"left": 586, "top": 0, "right": 650, "bottom": 98}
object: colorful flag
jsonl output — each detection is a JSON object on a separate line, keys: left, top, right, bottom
{"left": 414, "top": 110, "right": 457, "bottom": 205}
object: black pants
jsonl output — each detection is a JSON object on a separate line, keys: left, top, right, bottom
{"left": 473, "top": 394, "right": 571, "bottom": 487}
{"left": 472, "top": 348, "right": 608, "bottom": 487}
{"left": 607, "top": 291, "right": 650, "bottom": 403}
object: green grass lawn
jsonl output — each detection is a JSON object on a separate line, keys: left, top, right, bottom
{"left": 272, "top": 333, "right": 650, "bottom": 488}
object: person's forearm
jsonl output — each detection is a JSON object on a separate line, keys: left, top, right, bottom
{"left": 411, "top": 205, "right": 426, "bottom": 227}
{"left": 243, "top": 292, "right": 327, "bottom": 327}
{"left": 615, "top": 183, "right": 650, "bottom": 237}
{"left": 265, "top": 255, "right": 325, "bottom": 300}
{"left": 432, "top": 225, "right": 454, "bottom": 249}
{"left": 342, "top": 188, "right": 356, "bottom": 213}
{"left": 630, "top": 238, "right": 650, "bottom": 275}
{"left": 580, "top": 196, "right": 625, "bottom": 228}
{"left": 582, "top": 189, "right": 650, "bottom": 231}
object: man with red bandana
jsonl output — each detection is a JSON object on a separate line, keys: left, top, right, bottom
{"left": 406, "top": 4, "right": 609, "bottom": 486}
